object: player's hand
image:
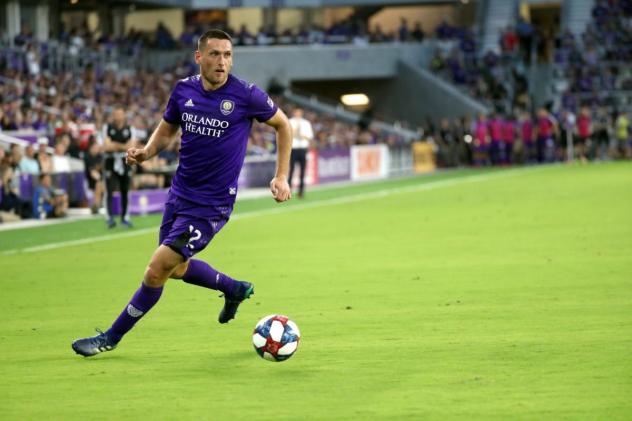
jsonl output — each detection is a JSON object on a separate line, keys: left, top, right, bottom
{"left": 126, "top": 147, "right": 148, "bottom": 165}
{"left": 270, "top": 176, "right": 291, "bottom": 203}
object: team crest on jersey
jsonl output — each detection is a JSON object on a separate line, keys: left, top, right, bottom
{"left": 220, "top": 99, "right": 235, "bottom": 115}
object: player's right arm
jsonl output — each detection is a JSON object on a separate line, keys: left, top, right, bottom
{"left": 126, "top": 119, "right": 179, "bottom": 165}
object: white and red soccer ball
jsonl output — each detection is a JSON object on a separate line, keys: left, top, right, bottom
{"left": 252, "top": 314, "right": 300, "bottom": 362}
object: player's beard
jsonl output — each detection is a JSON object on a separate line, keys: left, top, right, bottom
{"left": 202, "top": 67, "right": 229, "bottom": 88}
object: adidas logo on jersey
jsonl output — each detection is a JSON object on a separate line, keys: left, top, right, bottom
{"left": 185, "top": 99, "right": 195, "bottom": 107}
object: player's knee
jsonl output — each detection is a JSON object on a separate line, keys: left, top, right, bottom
{"left": 144, "top": 261, "right": 173, "bottom": 287}
{"left": 169, "top": 261, "right": 189, "bottom": 280}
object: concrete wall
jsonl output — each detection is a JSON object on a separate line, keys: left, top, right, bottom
{"left": 232, "top": 44, "right": 428, "bottom": 87}
{"left": 228, "top": 8, "right": 263, "bottom": 33}
{"left": 363, "top": 61, "right": 487, "bottom": 127}
{"left": 124, "top": 8, "right": 184, "bottom": 38}
{"left": 277, "top": 8, "right": 306, "bottom": 32}
{"left": 369, "top": 4, "right": 477, "bottom": 35}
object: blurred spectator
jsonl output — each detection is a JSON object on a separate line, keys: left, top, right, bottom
{"left": 535, "top": 108, "right": 558, "bottom": 163}
{"left": 518, "top": 110, "right": 535, "bottom": 163}
{"left": 32, "top": 173, "right": 68, "bottom": 219}
{"left": 411, "top": 22, "right": 425, "bottom": 42}
{"left": 84, "top": 139, "right": 104, "bottom": 214}
{"left": 559, "top": 109, "right": 576, "bottom": 160}
{"left": 593, "top": 107, "right": 611, "bottom": 159}
{"left": 52, "top": 136, "right": 71, "bottom": 172}
{"left": 288, "top": 108, "right": 314, "bottom": 198}
{"left": 502, "top": 113, "right": 516, "bottom": 164}
{"left": 19, "top": 144, "right": 39, "bottom": 174}
{"left": 488, "top": 113, "right": 503, "bottom": 165}
{"left": 615, "top": 111, "right": 631, "bottom": 158}
{"left": 473, "top": 113, "right": 490, "bottom": 166}
{"left": 500, "top": 26, "right": 519, "bottom": 55}
{"left": 398, "top": 18, "right": 410, "bottom": 42}
{"left": 156, "top": 22, "right": 175, "bottom": 49}
{"left": 9, "top": 144, "right": 22, "bottom": 171}
{"left": 516, "top": 17, "right": 534, "bottom": 63}
{"left": 1, "top": 161, "right": 20, "bottom": 219}
{"left": 435, "top": 18, "right": 455, "bottom": 40}
{"left": 575, "top": 106, "right": 592, "bottom": 162}
{"left": 36, "top": 139, "right": 53, "bottom": 174}
{"left": 437, "top": 118, "right": 457, "bottom": 167}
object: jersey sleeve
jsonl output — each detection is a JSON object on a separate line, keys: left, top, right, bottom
{"left": 163, "top": 85, "right": 181, "bottom": 125}
{"left": 247, "top": 84, "right": 278, "bottom": 123}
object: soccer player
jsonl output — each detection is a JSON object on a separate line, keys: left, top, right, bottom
{"left": 72, "top": 29, "right": 292, "bottom": 357}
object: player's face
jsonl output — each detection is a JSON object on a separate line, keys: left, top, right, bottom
{"left": 196, "top": 38, "right": 233, "bottom": 88}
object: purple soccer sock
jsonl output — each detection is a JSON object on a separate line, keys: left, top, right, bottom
{"left": 106, "top": 283, "right": 163, "bottom": 343}
{"left": 181, "top": 259, "right": 239, "bottom": 295}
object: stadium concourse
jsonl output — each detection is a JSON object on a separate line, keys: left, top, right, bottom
{"left": 2, "top": 0, "right": 632, "bottom": 226}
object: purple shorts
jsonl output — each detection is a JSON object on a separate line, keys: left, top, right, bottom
{"left": 159, "top": 192, "right": 233, "bottom": 260}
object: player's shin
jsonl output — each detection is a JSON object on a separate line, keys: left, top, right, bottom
{"left": 181, "top": 259, "right": 239, "bottom": 295}
{"left": 106, "top": 282, "right": 163, "bottom": 343}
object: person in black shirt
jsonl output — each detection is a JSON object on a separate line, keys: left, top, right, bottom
{"left": 102, "top": 106, "right": 138, "bottom": 228}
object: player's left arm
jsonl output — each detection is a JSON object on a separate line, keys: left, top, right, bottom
{"left": 264, "top": 109, "right": 292, "bottom": 203}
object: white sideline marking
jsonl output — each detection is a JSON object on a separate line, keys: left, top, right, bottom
{"left": 0, "top": 168, "right": 535, "bottom": 255}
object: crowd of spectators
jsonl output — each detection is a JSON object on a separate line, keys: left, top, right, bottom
{"left": 0, "top": 20, "right": 414, "bottom": 223}
{"left": 0, "top": 141, "right": 69, "bottom": 221}
{"left": 4, "top": 14, "right": 429, "bottom": 56}
{"left": 168, "top": 17, "right": 426, "bottom": 48}
{"left": 430, "top": 18, "right": 538, "bottom": 112}
{"left": 427, "top": 0, "right": 632, "bottom": 168}
{"left": 425, "top": 105, "right": 631, "bottom": 169}
{"left": 554, "top": 0, "right": 632, "bottom": 112}
{"left": 2, "top": 4, "right": 631, "bottom": 224}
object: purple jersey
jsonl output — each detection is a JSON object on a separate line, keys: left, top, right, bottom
{"left": 163, "top": 74, "right": 277, "bottom": 211}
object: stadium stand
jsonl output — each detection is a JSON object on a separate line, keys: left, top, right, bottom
{"left": 1, "top": 0, "right": 630, "bottom": 225}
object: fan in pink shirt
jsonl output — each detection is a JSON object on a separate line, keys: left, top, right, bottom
{"left": 575, "top": 107, "right": 592, "bottom": 162}
{"left": 488, "top": 114, "right": 504, "bottom": 165}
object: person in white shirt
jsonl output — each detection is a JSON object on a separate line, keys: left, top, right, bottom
{"left": 288, "top": 108, "right": 314, "bottom": 198}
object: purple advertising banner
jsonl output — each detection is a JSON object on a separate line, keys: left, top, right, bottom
{"left": 19, "top": 172, "right": 87, "bottom": 204}
{"left": 111, "top": 188, "right": 169, "bottom": 216}
{"left": 317, "top": 148, "right": 351, "bottom": 184}
{"left": 237, "top": 157, "right": 276, "bottom": 189}
{"left": 6, "top": 130, "right": 47, "bottom": 145}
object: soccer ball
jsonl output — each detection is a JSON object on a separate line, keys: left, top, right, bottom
{"left": 252, "top": 314, "right": 300, "bottom": 362}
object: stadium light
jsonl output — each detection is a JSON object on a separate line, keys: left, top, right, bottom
{"left": 341, "top": 94, "right": 370, "bottom": 107}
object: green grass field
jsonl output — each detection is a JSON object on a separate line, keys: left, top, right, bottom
{"left": 1, "top": 163, "right": 631, "bottom": 420}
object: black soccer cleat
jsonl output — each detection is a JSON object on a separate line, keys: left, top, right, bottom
{"left": 218, "top": 281, "right": 254, "bottom": 324}
{"left": 72, "top": 329, "right": 118, "bottom": 357}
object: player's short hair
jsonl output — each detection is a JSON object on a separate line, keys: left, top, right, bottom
{"left": 198, "top": 29, "right": 233, "bottom": 51}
